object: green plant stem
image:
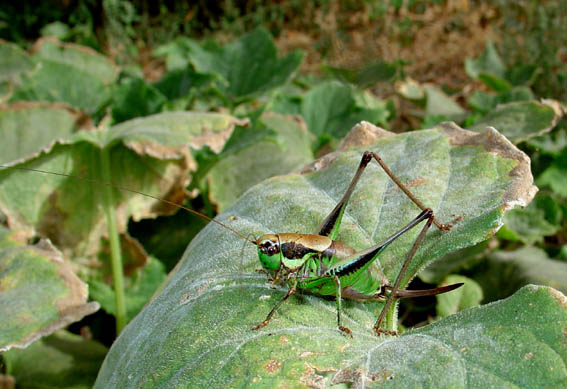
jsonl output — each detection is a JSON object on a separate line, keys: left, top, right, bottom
{"left": 100, "top": 147, "right": 127, "bottom": 334}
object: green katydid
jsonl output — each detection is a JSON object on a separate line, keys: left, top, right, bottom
{"left": 251, "top": 151, "right": 462, "bottom": 336}
{"left": 0, "top": 150, "right": 462, "bottom": 336}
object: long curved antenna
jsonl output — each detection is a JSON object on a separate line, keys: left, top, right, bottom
{"left": 0, "top": 165, "right": 256, "bottom": 244}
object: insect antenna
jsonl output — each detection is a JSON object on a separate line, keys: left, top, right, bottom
{"left": 239, "top": 233, "right": 258, "bottom": 273}
{"left": 0, "top": 165, "right": 256, "bottom": 244}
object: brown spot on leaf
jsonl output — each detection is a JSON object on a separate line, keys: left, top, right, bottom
{"left": 524, "top": 352, "right": 534, "bottom": 360}
{"left": 300, "top": 362, "right": 336, "bottom": 388}
{"left": 264, "top": 360, "right": 282, "bottom": 374}
{"left": 279, "top": 336, "right": 289, "bottom": 344}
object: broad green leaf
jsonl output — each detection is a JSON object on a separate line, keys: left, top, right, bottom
{"left": 0, "top": 112, "right": 247, "bottom": 270}
{"left": 0, "top": 81, "right": 11, "bottom": 104}
{"left": 0, "top": 231, "right": 99, "bottom": 352}
{"left": 186, "top": 27, "right": 304, "bottom": 104}
{"left": 475, "top": 246, "right": 567, "bottom": 302}
{"left": 468, "top": 87, "right": 535, "bottom": 114}
{"left": 10, "top": 60, "right": 109, "bottom": 114}
{"left": 465, "top": 42, "right": 506, "bottom": 81}
{"left": 395, "top": 77, "right": 425, "bottom": 101}
{"left": 498, "top": 205, "right": 559, "bottom": 245}
{"left": 355, "top": 61, "right": 397, "bottom": 86}
{"left": 0, "top": 103, "right": 87, "bottom": 165}
{"left": 467, "top": 100, "right": 563, "bottom": 144}
{"left": 322, "top": 62, "right": 397, "bottom": 87}
{"left": 477, "top": 73, "right": 512, "bottom": 92}
{"left": 506, "top": 63, "right": 539, "bottom": 86}
{"left": 111, "top": 78, "right": 167, "bottom": 124}
{"left": 420, "top": 240, "right": 492, "bottom": 284}
{"left": 32, "top": 38, "right": 118, "bottom": 85}
{"left": 436, "top": 275, "right": 483, "bottom": 318}
{"left": 40, "top": 21, "right": 71, "bottom": 39}
{"left": 152, "top": 68, "right": 215, "bottom": 102}
{"left": 153, "top": 37, "right": 193, "bottom": 71}
{"left": 537, "top": 160, "right": 567, "bottom": 197}
{"left": 207, "top": 113, "right": 314, "bottom": 211}
{"left": 424, "top": 84, "right": 466, "bottom": 121}
{"left": 527, "top": 127, "right": 567, "bottom": 157}
{"left": 301, "top": 80, "right": 389, "bottom": 139}
{"left": 3, "top": 331, "right": 107, "bottom": 388}
{"left": 89, "top": 257, "right": 166, "bottom": 321}
{"left": 95, "top": 123, "right": 542, "bottom": 387}
{"left": 0, "top": 42, "right": 34, "bottom": 82}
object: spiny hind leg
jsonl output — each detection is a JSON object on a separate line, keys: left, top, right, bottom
{"left": 373, "top": 211, "right": 435, "bottom": 335}
{"left": 315, "top": 151, "right": 450, "bottom": 241}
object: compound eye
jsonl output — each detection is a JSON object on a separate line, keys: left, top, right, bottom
{"left": 267, "top": 245, "right": 277, "bottom": 255}
{"left": 260, "top": 240, "right": 279, "bottom": 256}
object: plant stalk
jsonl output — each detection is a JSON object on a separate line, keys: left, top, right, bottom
{"left": 100, "top": 147, "right": 127, "bottom": 334}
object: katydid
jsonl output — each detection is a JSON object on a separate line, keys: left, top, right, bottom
{"left": 252, "top": 151, "right": 462, "bottom": 336}
{"left": 0, "top": 151, "right": 462, "bottom": 336}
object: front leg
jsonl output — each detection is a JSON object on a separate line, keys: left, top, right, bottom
{"left": 252, "top": 276, "right": 297, "bottom": 330}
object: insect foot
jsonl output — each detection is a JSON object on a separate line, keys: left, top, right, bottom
{"left": 338, "top": 326, "right": 353, "bottom": 338}
{"left": 374, "top": 328, "right": 398, "bottom": 337}
{"left": 251, "top": 320, "right": 269, "bottom": 330}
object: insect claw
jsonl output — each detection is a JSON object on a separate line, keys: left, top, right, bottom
{"left": 374, "top": 327, "right": 398, "bottom": 337}
{"left": 338, "top": 326, "right": 353, "bottom": 338}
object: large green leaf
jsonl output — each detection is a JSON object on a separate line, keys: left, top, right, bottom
{"left": 186, "top": 27, "right": 304, "bottom": 104}
{"left": 0, "top": 102, "right": 87, "bottom": 165}
{"left": 10, "top": 60, "right": 109, "bottom": 114}
{"left": 498, "top": 205, "right": 560, "bottom": 245}
{"left": 0, "top": 227, "right": 99, "bottom": 352}
{"left": 0, "top": 111, "right": 247, "bottom": 268}
{"left": 537, "top": 153, "right": 567, "bottom": 197}
{"left": 467, "top": 100, "right": 564, "bottom": 144}
{"left": 32, "top": 38, "right": 118, "bottom": 85}
{"left": 424, "top": 84, "right": 466, "bottom": 121}
{"left": 465, "top": 42, "right": 507, "bottom": 83}
{"left": 0, "top": 42, "right": 34, "bottom": 82}
{"left": 96, "top": 123, "right": 545, "bottom": 387}
{"left": 111, "top": 77, "right": 167, "bottom": 124}
{"left": 3, "top": 331, "right": 107, "bottom": 388}
{"left": 207, "top": 113, "right": 314, "bottom": 211}
{"left": 301, "top": 80, "right": 390, "bottom": 139}
{"left": 436, "top": 275, "right": 483, "bottom": 318}
{"left": 474, "top": 246, "right": 567, "bottom": 302}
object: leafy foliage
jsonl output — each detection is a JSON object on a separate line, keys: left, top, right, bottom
{"left": 94, "top": 125, "right": 552, "bottom": 386}
{"left": 1, "top": 12, "right": 566, "bottom": 387}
